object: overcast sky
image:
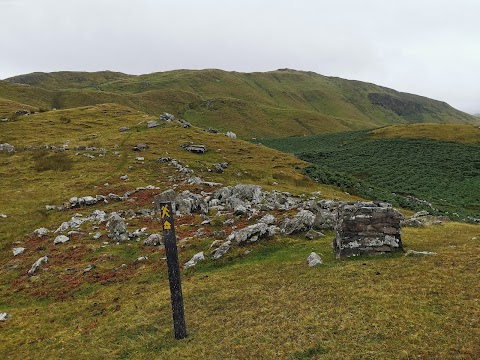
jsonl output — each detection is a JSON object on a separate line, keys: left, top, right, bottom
{"left": 1, "top": 0, "right": 479, "bottom": 114}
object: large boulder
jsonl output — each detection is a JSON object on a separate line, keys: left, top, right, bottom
{"left": 281, "top": 210, "right": 315, "bottom": 235}
{"left": 334, "top": 202, "right": 404, "bottom": 259}
{"left": 313, "top": 209, "right": 337, "bottom": 230}
{"left": 175, "top": 191, "right": 208, "bottom": 215}
{"left": 232, "top": 223, "right": 277, "bottom": 245}
{"left": 107, "top": 213, "right": 129, "bottom": 241}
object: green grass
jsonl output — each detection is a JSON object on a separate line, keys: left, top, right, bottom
{"left": 2, "top": 69, "right": 478, "bottom": 139}
{"left": 1, "top": 103, "right": 480, "bottom": 359}
{"left": 263, "top": 128, "right": 480, "bottom": 220}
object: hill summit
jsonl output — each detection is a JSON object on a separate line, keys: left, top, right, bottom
{"left": 2, "top": 69, "right": 478, "bottom": 137}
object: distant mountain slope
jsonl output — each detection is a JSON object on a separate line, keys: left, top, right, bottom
{"left": 2, "top": 69, "right": 478, "bottom": 137}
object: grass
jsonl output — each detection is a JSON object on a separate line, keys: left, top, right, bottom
{"left": 2, "top": 69, "right": 478, "bottom": 139}
{"left": 263, "top": 128, "right": 480, "bottom": 220}
{"left": 1, "top": 103, "right": 479, "bottom": 359}
{"left": 1, "top": 225, "right": 479, "bottom": 359}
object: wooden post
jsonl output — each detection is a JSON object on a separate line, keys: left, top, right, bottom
{"left": 158, "top": 201, "right": 186, "bottom": 339}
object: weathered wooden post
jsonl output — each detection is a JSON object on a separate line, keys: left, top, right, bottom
{"left": 157, "top": 201, "right": 187, "bottom": 339}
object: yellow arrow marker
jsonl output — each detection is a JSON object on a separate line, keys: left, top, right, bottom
{"left": 161, "top": 205, "right": 171, "bottom": 219}
{"left": 163, "top": 220, "right": 172, "bottom": 230}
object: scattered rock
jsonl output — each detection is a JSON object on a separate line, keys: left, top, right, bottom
{"left": 147, "top": 120, "right": 159, "bottom": 128}
{"left": 83, "top": 264, "right": 96, "bottom": 273}
{"left": 205, "top": 128, "right": 218, "bottom": 133}
{"left": 405, "top": 250, "right": 437, "bottom": 256}
{"left": 258, "top": 214, "right": 276, "bottom": 225}
{"left": 13, "top": 247, "right": 25, "bottom": 256}
{"left": 232, "top": 223, "right": 277, "bottom": 245}
{"left": 120, "top": 175, "right": 129, "bottom": 181}
{"left": 107, "top": 213, "right": 129, "bottom": 242}
{"left": 184, "top": 252, "right": 205, "bottom": 269}
{"left": 159, "top": 112, "right": 175, "bottom": 122}
{"left": 54, "top": 235, "right": 70, "bottom": 244}
{"left": 28, "top": 255, "right": 48, "bottom": 276}
{"left": 119, "top": 127, "right": 130, "bottom": 132}
{"left": 34, "top": 227, "right": 49, "bottom": 237}
{"left": 233, "top": 205, "right": 247, "bottom": 216}
{"left": 281, "top": 210, "right": 315, "bottom": 235}
{"left": 132, "top": 144, "right": 148, "bottom": 151}
{"left": 92, "top": 232, "right": 102, "bottom": 240}
{"left": 144, "top": 233, "right": 163, "bottom": 246}
{"left": 305, "top": 229, "right": 324, "bottom": 240}
{"left": 0, "top": 313, "right": 12, "bottom": 321}
{"left": 135, "top": 256, "right": 149, "bottom": 263}
{"left": 15, "top": 109, "right": 30, "bottom": 115}
{"left": 0, "top": 213, "right": 7, "bottom": 218}
{"left": 225, "top": 131, "right": 236, "bottom": 139}
{"left": 307, "top": 252, "right": 323, "bottom": 267}
{"left": 313, "top": 209, "right": 337, "bottom": 230}
{"left": 211, "top": 240, "right": 231, "bottom": 259}
{"left": 0, "top": 143, "right": 15, "bottom": 153}
{"left": 183, "top": 144, "right": 207, "bottom": 154}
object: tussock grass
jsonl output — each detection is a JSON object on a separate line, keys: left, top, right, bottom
{"left": 370, "top": 123, "right": 480, "bottom": 144}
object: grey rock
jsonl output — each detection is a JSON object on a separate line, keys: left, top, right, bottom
{"left": 13, "top": 247, "right": 25, "bottom": 256}
{"left": 0, "top": 143, "right": 15, "bottom": 153}
{"left": 147, "top": 120, "right": 159, "bottom": 128}
{"left": 305, "top": 229, "right": 324, "bottom": 240}
{"left": 130, "top": 227, "right": 148, "bottom": 238}
{"left": 135, "top": 256, "right": 149, "bottom": 262}
{"left": 92, "top": 232, "right": 102, "bottom": 240}
{"left": 0, "top": 213, "right": 7, "bottom": 218}
{"left": 211, "top": 240, "right": 231, "bottom": 260}
{"left": 281, "top": 210, "right": 315, "bottom": 235}
{"left": 413, "top": 210, "right": 430, "bottom": 217}
{"left": 107, "top": 213, "right": 129, "bottom": 241}
{"left": 232, "top": 223, "right": 276, "bottom": 245}
{"left": 120, "top": 175, "right": 129, "bottom": 181}
{"left": 83, "top": 264, "right": 96, "bottom": 273}
{"left": 119, "top": 127, "right": 130, "bottom": 132}
{"left": 225, "top": 131, "right": 236, "bottom": 139}
{"left": 0, "top": 313, "right": 12, "bottom": 321}
{"left": 184, "top": 251, "right": 205, "bottom": 269}
{"left": 34, "top": 227, "right": 49, "bottom": 237}
{"left": 258, "top": 214, "right": 276, "bottom": 225}
{"left": 28, "top": 255, "right": 48, "bottom": 276}
{"left": 233, "top": 205, "right": 247, "bottom": 216}
{"left": 405, "top": 250, "right": 437, "bottom": 256}
{"left": 313, "top": 209, "right": 337, "bottom": 230}
{"left": 159, "top": 112, "right": 175, "bottom": 121}
{"left": 307, "top": 252, "right": 323, "bottom": 267}
{"left": 175, "top": 190, "right": 208, "bottom": 215}
{"left": 144, "top": 233, "right": 163, "bottom": 246}
{"left": 54, "top": 235, "right": 69, "bottom": 244}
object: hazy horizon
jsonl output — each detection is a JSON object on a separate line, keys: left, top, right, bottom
{"left": 1, "top": 0, "right": 479, "bottom": 114}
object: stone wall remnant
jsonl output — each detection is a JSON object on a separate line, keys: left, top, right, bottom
{"left": 334, "top": 202, "right": 403, "bottom": 259}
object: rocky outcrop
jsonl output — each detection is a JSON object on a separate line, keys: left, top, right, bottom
{"left": 0, "top": 143, "right": 15, "bottom": 153}
{"left": 184, "top": 252, "right": 205, "bottom": 269}
{"left": 107, "top": 213, "right": 129, "bottom": 242}
{"left": 280, "top": 210, "right": 315, "bottom": 235}
{"left": 307, "top": 252, "right": 323, "bottom": 267}
{"left": 334, "top": 202, "right": 404, "bottom": 259}
{"left": 28, "top": 256, "right": 48, "bottom": 276}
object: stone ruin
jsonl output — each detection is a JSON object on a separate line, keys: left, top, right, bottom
{"left": 334, "top": 202, "right": 404, "bottom": 259}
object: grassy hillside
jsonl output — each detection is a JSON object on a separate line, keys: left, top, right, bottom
{"left": 1, "top": 105, "right": 479, "bottom": 358}
{"left": 263, "top": 125, "right": 480, "bottom": 221}
{"left": 2, "top": 69, "right": 478, "bottom": 138}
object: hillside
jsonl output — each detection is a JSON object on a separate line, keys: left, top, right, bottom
{"left": 1, "top": 105, "right": 479, "bottom": 358}
{"left": 263, "top": 124, "right": 480, "bottom": 221}
{"left": 2, "top": 69, "right": 478, "bottom": 138}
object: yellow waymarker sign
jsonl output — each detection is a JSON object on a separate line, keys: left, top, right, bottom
{"left": 163, "top": 220, "right": 171, "bottom": 230}
{"left": 161, "top": 205, "right": 170, "bottom": 218}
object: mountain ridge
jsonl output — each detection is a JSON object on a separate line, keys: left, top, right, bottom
{"left": 2, "top": 68, "right": 478, "bottom": 137}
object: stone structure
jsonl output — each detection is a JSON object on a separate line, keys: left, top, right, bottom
{"left": 334, "top": 202, "right": 403, "bottom": 259}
